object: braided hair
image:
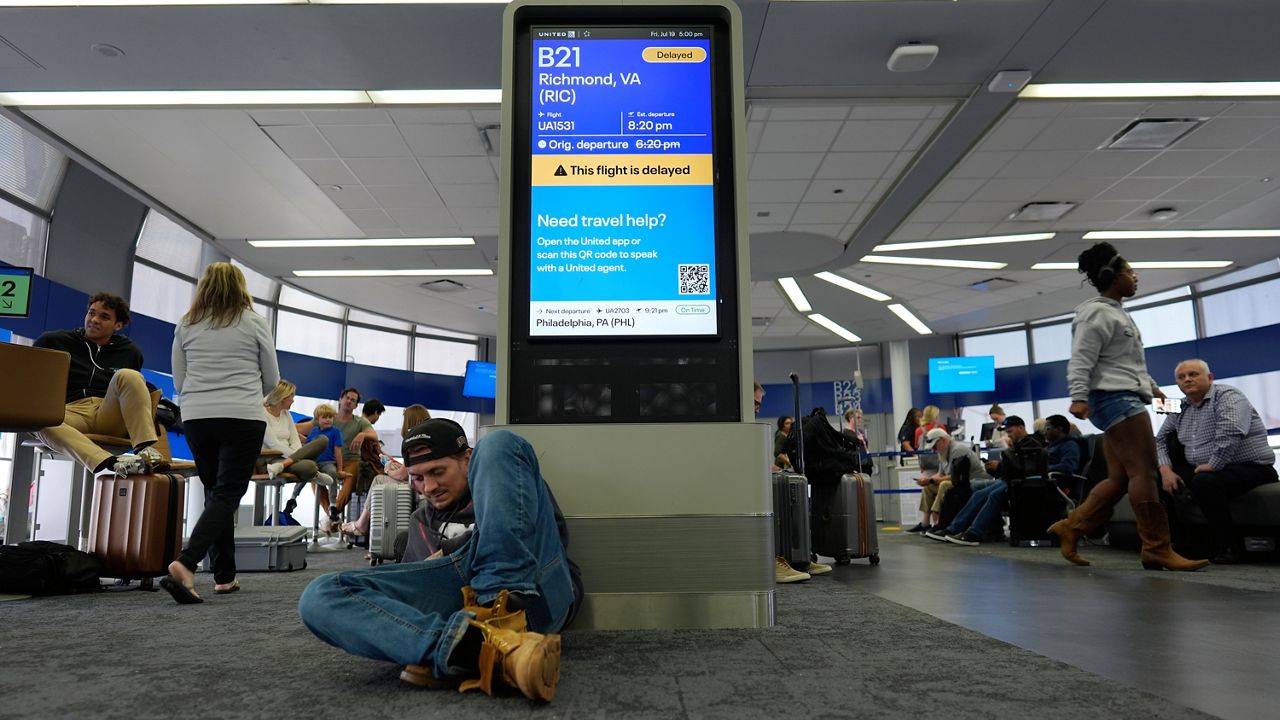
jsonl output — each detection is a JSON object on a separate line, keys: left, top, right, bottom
{"left": 1077, "top": 241, "right": 1126, "bottom": 292}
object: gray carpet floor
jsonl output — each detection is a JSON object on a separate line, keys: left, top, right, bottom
{"left": 0, "top": 537, "right": 1230, "bottom": 720}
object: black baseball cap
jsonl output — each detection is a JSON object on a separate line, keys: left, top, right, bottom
{"left": 402, "top": 418, "right": 470, "bottom": 466}
{"left": 1000, "top": 415, "right": 1026, "bottom": 429}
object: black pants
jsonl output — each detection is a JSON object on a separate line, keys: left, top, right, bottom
{"left": 1188, "top": 462, "right": 1279, "bottom": 553}
{"left": 181, "top": 418, "right": 266, "bottom": 584}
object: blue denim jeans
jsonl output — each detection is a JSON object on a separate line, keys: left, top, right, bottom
{"left": 947, "top": 481, "right": 1008, "bottom": 537}
{"left": 297, "top": 430, "right": 575, "bottom": 678}
{"left": 1088, "top": 390, "right": 1148, "bottom": 431}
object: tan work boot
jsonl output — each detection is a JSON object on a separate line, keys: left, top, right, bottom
{"left": 1133, "top": 501, "right": 1210, "bottom": 572}
{"left": 401, "top": 587, "right": 529, "bottom": 688}
{"left": 1046, "top": 491, "right": 1114, "bottom": 566}
{"left": 458, "top": 621, "right": 562, "bottom": 702}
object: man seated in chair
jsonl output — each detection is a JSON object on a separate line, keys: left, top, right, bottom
{"left": 298, "top": 419, "right": 583, "bottom": 702}
{"left": 1156, "top": 359, "right": 1278, "bottom": 565}
{"left": 33, "top": 292, "right": 161, "bottom": 476}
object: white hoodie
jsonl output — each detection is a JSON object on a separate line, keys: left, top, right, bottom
{"left": 1067, "top": 296, "right": 1158, "bottom": 403}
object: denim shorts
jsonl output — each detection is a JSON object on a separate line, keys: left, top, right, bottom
{"left": 1087, "top": 390, "right": 1148, "bottom": 431}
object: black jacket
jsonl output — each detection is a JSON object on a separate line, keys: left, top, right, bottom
{"left": 34, "top": 329, "right": 145, "bottom": 403}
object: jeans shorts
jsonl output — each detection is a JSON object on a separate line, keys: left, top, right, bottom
{"left": 1088, "top": 390, "right": 1148, "bottom": 431}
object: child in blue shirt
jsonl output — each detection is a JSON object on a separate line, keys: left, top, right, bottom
{"left": 287, "top": 403, "right": 346, "bottom": 526}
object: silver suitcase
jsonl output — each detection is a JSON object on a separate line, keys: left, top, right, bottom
{"left": 368, "top": 482, "right": 414, "bottom": 565}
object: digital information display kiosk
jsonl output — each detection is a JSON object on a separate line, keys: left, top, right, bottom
{"left": 504, "top": 2, "right": 747, "bottom": 424}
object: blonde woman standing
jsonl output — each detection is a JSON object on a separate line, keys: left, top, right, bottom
{"left": 161, "top": 263, "right": 280, "bottom": 603}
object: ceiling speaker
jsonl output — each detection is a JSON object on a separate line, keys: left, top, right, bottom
{"left": 887, "top": 44, "right": 938, "bottom": 73}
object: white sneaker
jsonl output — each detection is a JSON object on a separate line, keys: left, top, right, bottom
{"left": 111, "top": 454, "right": 148, "bottom": 477}
{"left": 807, "top": 560, "right": 833, "bottom": 575}
{"left": 775, "top": 556, "right": 811, "bottom": 583}
{"left": 136, "top": 446, "right": 165, "bottom": 469}
{"left": 319, "top": 514, "right": 333, "bottom": 533}
{"left": 266, "top": 462, "right": 285, "bottom": 480}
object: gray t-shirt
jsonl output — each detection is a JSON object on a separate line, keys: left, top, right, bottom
{"left": 944, "top": 439, "right": 990, "bottom": 480}
{"left": 172, "top": 312, "right": 279, "bottom": 422}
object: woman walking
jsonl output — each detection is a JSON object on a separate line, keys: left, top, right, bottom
{"left": 161, "top": 262, "right": 280, "bottom": 602}
{"left": 1047, "top": 242, "right": 1207, "bottom": 571}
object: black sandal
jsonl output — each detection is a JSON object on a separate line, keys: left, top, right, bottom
{"left": 159, "top": 576, "right": 204, "bottom": 604}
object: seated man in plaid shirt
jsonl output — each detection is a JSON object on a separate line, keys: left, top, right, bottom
{"left": 1156, "top": 359, "right": 1278, "bottom": 565}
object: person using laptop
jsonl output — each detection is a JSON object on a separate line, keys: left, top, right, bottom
{"left": 33, "top": 292, "right": 162, "bottom": 476}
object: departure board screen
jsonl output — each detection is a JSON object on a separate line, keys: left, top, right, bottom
{"left": 528, "top": 26, "right": 717, "bottom": 337}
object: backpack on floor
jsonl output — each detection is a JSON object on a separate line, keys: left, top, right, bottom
{"left": 0, "top": 541, "right": 102, "bottom": 596}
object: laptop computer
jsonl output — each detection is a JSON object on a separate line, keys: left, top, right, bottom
{"left": 0, "top": 343, "right": 70, "bottom": 432}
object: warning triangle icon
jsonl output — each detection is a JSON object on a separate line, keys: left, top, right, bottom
{"left": 554, "top": 165, "right": 568, "bottom": 177}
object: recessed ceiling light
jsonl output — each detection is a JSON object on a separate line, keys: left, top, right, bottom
{"left": 861, "top": 255, "right": 1007, "bottom": 270}
{"left": 777, "top": 277, "right": 812, "bottom": 313}
{"left": 369, "top": 89, "right": 502, "bottom": 105}
{"left": 1031, "top": 261, "right": 1233, "bottom": 270}
{"left": 1007, "top": 202, "right": 1076, "bottom": 222}
{"left": 807, "top": 313, "right": 861, "bottom": 343}
{"left": 875, "top": 232, "right": 1054, "bottom": 252}
{"left": 1148, "top": 207, "right": 1179, "bottom": 221}
{"left": 1084, "top": 229, "right": 1280, "bottom": 240}
{"left": 887, "top": 304, "right": 933, "bottom": 335}
{"left": 250, "top": 237, "right": 474, "bottom": 248}
{"left": 813, "top": 271, "right": 892, "bottom": 301}
{"left": 293, "top": 269, "right": 493, "bottom": 277}
{"left": 1020, "top": 82, "right": 1280, "bottom": 99}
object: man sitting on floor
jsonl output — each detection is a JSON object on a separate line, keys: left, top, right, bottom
{"left": 33, "top": 292, "right": 162, "bottom": 475}
{"left": 298, "top": 419, "right": 582, "bottom": 702}
{"left": 1156, "top": 359, "right": 1278, "bottom": 564}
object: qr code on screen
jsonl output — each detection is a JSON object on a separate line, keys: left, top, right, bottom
{"left": 678, "top": 264, "right": 710, "bottom": 295}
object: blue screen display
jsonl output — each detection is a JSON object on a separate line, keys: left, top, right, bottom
{"left": 462, "top": 360, "right": 498, "bottom": 399}
{"left": 929, "top": 356, "right": 996, "bottom": 393}
{"left": 529, "top": 27, "right": 717, "bottom": 337}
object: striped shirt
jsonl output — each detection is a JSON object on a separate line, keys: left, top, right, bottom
{"left": 1156, "top": 383, "right": 1275, "bottom": 471}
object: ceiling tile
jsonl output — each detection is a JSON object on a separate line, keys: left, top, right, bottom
{"left": 927, "top": 222, "right": 998, "bottom": 239}
{"left": 419, "top": 156, "right": 496, "bottom": 185}
{"left": 745, "top": 121, "right": 764, "bottom": 153}
{"left": 1130, "top": 150, "right": 1225, "bottom": 177}
{"left": 387, "top": 207, "right": 462, "bottom": 233}
{"left": 1060, "top": 201, "right": 1145, "bottom": 222}
{"left": 790, "top": 203, "right": 857, "bottom": 225}
{"left": 814, "top": 152, "right": 897, "bottom": 180}
{"left": 1064, "top": 150, "right": 1160, "bottom": 178}
{"left": 1156, "top": 177, "right": 1248, "bottom": 202}
{"left": 766, "top": 105, "right": 850, "bottom": 121}
{"left": 891, "top": 222, "right": 939, "bottom": 240}
{"left": 849, "top": 104, "right": 936, "bottom": 120}
{"left": 1139, "top": 102, "right": 1231, "bottom": 118}
{"left": 749, "top": 153, "right": 823, "bottom": 180}
{"left": 450, "top": 207, "right": 499, "bottom": 229}
{"left": 1039, "top": 176, "right": 1113, "bottom": 201}
{"left": 1008, "top": 102, "right": 1065, "bottom": 120}
{"left": 346, "top": 157, "right": 428, "bottom": 185}
{"left": 400, "top": 124, "right": 487, "bottom": 157}
{"left": 387, "top": 108, "right": 474, "bottom": 125}
{"left": 367, "top": 185, "right": 443, "bottom": 209}
{"left": 344, "top": 209, "right": 399, "bottom": 231}
{"left": 748, "top": 179, "right": 811, "bottom": 203}
{"left": 929, "top": 178, "right": 985, "bottom": 202}
{"left": 951, "top": 151, "right": 1015, "bottom": 178}
{"left": 1200, "top": 150, "right": 1280, "bottom": 178}
{"left": 1000, "top": 151, "right": 1087, "bottom": 178}
{"left": 294, "top": 158, "right": 357, "bottom": 185}
{"left": 757, "top": 120, "right": 842, "bottom": 152}
{"left": 830, "top": 120, "right": 920, "bottom": 152}
{"left": 947, "top": 202, "right": 1015, "bottom": 223}
{"left": 436, "top": 184, "right": 498, "bottom": 208}
{"left": 264, "top": 126, "right": 334, "bottom": 159}
{"left": 978, "top": 118, "right": 1052, "bottom": 151}
{"left": 1095, "top": 177, "right": 1184, "bottom": 202}
{"left": 784, "top": 223, "right": 844, "bottom": 238}
{"left": 905, "top": 118, "right": 942, "bottom": 151}
{"left": 321, "top": 186, "right": 377, "bottom": 210}
{"left": 319, "top": 125, "right": 411, "bottom": 158}
{"left": 1025, "top": 118, "right": 1128, "bottom": 151}
{"left": 1060, "top": 102, "right": 1149, "bottom": 118}
{"left": 305, "top": 109, "right": 392, "bottom": 125}
{"left": 1221, "top": 101, "right": 1280, "bottom": 118}
{"left": 909, "top": 203, "right": 961, "bottom": 223}
{"left": 802, "top": 179, "right": 875, "bottom": 203}
{"left": 250, "top": 110, "right": 308, "bottom": 126}
{"left": 749, "top": 203, "right": 797, "bottom": 224}
{"left": 1177, "top": 117, "right": 1280, "bottom": 150}
{"left": 470, "top": 109, "right": 501, "bottom": 125}
{"left": 970, "top": 177, "right": 1048, "bottom": 202}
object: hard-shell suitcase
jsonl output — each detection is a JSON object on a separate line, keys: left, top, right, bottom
{"left": 88, "top": 473, "right": 186, "bottom": 585}
{"left": 772, "top": 471, "right": 812, "bottom": 571}
{"left": 228, "top": 526, "right": 308, "bottom": 571}
{"left": 815, "top": 473, "right": 880, "bottom": 565}
{"left": 368, "top": 481, "right": 414, "bottom": 565}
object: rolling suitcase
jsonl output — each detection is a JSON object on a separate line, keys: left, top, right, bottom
{"left": 88, "top": 473, "right": 186, "bottom": 587}
{"left": 772, "top": 471, "right": 812, "bottom": 571}
{"left": 815, "top": 473, "right": 880, "bottom": 565}
{"left": 368, "top": 481, "right": 414, "bottom": 565}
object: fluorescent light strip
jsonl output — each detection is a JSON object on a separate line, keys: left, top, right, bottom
{"left": 1032, "top": 261, "right": 1233, "bottom": 270}
{"left": 807, "top": 314, "right": 861, "bottom": 343}
{"left": 861, "top": 255, "right": 1007, "bottom": 270}
{"left": 813, "top": 271, "right": 892, "bottom": 302}
{"left": 1084, "top": 230, "right": 1280, "bottom": 240}
{"left": 293, "top": 269, "right": 493, "bottom": 277}
{"left": 0, "top": 0, "right": 508, "bottom": 5}
{"left": 1021, "top": 82, "right": 1280, "bottom": 99}
{"left": 875, "top": 232, "right": 1054, "bottom": 252}
{"left": 369, "top": 89, "right": 503, "bottom": 105}
{"left": 0, "top": 89, "right": 503, "bottom": 108}
{"left": 250, "top": 237, "right": 474, "bottom": 249}
{"left": 887, "top": 304, "right": 933, "bottom": 335}
{"left": 777, "top": 277, "right": 812, "bottom": 313}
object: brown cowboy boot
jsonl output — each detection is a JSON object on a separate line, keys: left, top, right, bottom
{"left": 458, "top": 620, "right": 561, "bottom": 702}
{"left": 1133, "top": 501, "right": 1209, "bottom": 571}
{"left": 401, "top": 588, "right": 529, "bottom": 688}
{"left": 1046, "top": 491, "right": 1115, "bottom": 566}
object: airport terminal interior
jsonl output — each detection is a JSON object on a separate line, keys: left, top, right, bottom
{"left": 3, "top": 1, "right": 1280, "bottom": 718}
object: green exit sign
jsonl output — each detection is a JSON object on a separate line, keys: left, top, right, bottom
{"left": 0, "top": 267, "right": 33, "bottom": 318}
